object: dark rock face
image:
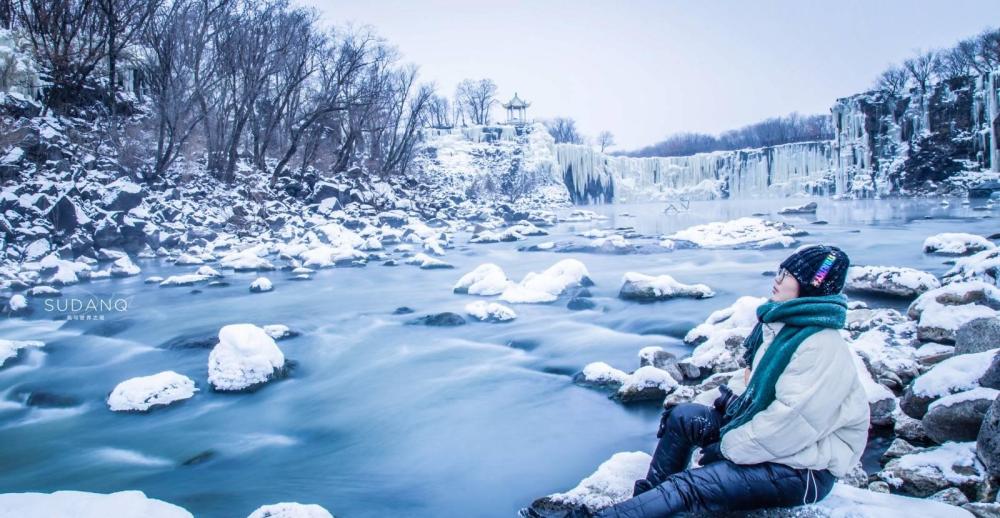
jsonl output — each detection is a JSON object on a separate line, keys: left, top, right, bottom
{"left": 900, "top": 386, "right": 936, "bottom": 419}
{"left": 956, "top": 318, "right": 1000, "bottom": 356}
{"left": 567, "top": 297, "right": 596, "bottom": 311}
{"left": 980, "top": 353, "right": 1000, "bottom": 390}
{"left": 977, "top": 396, "right": 1000, "bottom": 477}
{"left": 923, "top": 395, "right": 994, "bottom": 444}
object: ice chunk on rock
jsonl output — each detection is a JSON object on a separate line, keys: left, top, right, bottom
{"left": 249, "top": 277, "right": 273, "bottom": 293}
{"left": 208, "top": 324, "right": 286, "bottom": 391}
{"left": 500, "top": 259, "right": 592, "bottom": 304}
{"left": 107, "top": 371, "right": 197, "bottom": 412}
{"left": 405, "top": 253, "right": 453, "bottom": 270}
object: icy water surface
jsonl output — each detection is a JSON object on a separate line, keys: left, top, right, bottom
{"left": 0, "top": 198, "right": 996, "bottom": 517}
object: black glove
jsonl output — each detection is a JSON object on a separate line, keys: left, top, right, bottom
{"left": 713, "top": 384, "right": 739, "bottom": 415}
{"left": 698, "top": 442, "right": 725, "bottom": 466}
{"left": 655, "top": 406, "right": 674, "bottom": 439}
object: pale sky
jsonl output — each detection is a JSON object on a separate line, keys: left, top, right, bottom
{"left": 298, "top": 0, "right": 1000, "bottom": 150}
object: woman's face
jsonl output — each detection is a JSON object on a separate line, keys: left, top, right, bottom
{"left": 771, "top": 268, "right": 800, "bottom": 302}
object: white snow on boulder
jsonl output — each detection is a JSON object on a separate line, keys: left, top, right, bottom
{"left": 499, "top": 259, "right": 591, "bottom": 304}
{"left": 159, "top": 274, "right": 209, "bottom": 287}
{"left": 0, "top": 490, "right": 193, "bottom": 518}
{"left": 299, "top": 244, "right": 365, "bottom": 268}
{"left": 685, "top": 296, "right": 766, "bottom": 372}
{"left": 453, "top": 263, "right": 511, "bottom": 295}
{"left": 262, "top": 324, "right": 294, "bottom": 340}
{"left": 907, "top": 282, "right": 1000, "bottom": 342}
{"left": 249, "top": 277, "right": 273, "bottom": 293}
{"left": 943, "top": 249, "right": 1000, "bottom": 285}
{"left": 0, "top": 339, "right": 43, "bottom": 367}
{"left": 923, "top": 233, "right": 996, "bottom": 256}
{"left": 910, "top": 348, "right": 998, "bottom": 398}
{"left": 464, "top": 301, "right": 516, "bottom": 322}
{"left": 247, "top": 502, "right": 334, "bottom": 518}
{"left": 405, "top": 252, "right": 453, "bottom": 269}
{"left": 618, "top": 272, "right": 714, "bottom": 301}
{"left": 616, "top": 366, "right": 678, "bottom": 397}
{"left": 579, "top": 362, "right": 629, "bottom": 386}
{"left": 195, "top": 265, "right": 223, "bottom": 278}
{"left": 666, "top": 218, "right": 800, "bottom": 249}
{"left": 881, "top": 441, "right": 985, "bottom": 488}
{"left": 208, "top": 324, "right": 285, "bottom": 391}
{"left": 219, "top": 245, "right": 275, "bottom": 271}
{"left": 174, "top": 253, "right": 204, "bottom": 266}
{"left": 929, "top": 387, "right": 1000, "bottom": 411}
{"left": 109, "top": 256, "right": 141, "bottom": 277}
{"left": 6, "top": 293, "right": 28, "bottom": 313}
{"left": 846, "top": 266, "right": 940, "bottom": 298}
{"left": 107, "top": 371, "right": 197, "bottom": 412}
{"left": 545, "top": 451, "right": 651, "bottom": 510}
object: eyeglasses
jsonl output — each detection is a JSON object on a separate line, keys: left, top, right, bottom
{"left": 775, "top": 269, "right": 789, "bottom": 283}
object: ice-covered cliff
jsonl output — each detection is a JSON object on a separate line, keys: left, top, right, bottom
{"left": 832, "top": 69, "right": 1000, "bottom": 196}
{"left": 556, "top": 140, "right": 835, "bottom": 203}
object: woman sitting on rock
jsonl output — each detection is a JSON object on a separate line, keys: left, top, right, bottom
{"left": 593, "top": 245, "right": 870, "bottom": 517}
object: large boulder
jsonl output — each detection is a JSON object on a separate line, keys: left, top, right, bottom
{"left": 246, "top": 503, "right": 333, "bottom": 518}
{"left": 0, "top": 490, "right": 193, "bottom": 518}
{"left": 101, "top": 179, "right": 144, "bottom": 212}
{"left": 955, "top": 318, "right": 1000, "bottom": 355}
{"left": 923, "top": 233, "right": 996, "bottom": 256}
{"left": 922, "top": 387, "right": 999, "bottom": 444}
{"left": 901, "top": 348, "right": 998, "bottom": 418}
{"left": 977, "top": 395, "right": 1000, "bottom": 477}
{"left": 907, "top": 282, "right": 1000, "bottom": 343}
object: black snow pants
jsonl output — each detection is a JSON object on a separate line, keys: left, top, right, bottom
{"left": 594, "top": 403, "right": 836, "bottom": 518}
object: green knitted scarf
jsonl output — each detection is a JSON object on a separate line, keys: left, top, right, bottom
{"left": 719, "top": 294, "right": 848, "bottom": 435}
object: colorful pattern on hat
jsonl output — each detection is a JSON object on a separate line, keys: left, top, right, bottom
{"left": 810, "top": 251, "right": 838, "bottom": 288}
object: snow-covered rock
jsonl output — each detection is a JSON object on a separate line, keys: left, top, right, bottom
{"left": 575, "top": 362, "right": 629, "bottom": 388}
{"left": 846, "top": 266, "right": 940, "bottom": 298}
{"left": 878, "top": 441, "right": 985, "bottom": 498}
{"left": 109, "top": 256, "right": 141, "bottom": 277}
{"left": 300, "top": 244, "right": 365, "bottom": 268}
{"left": 159, "top": 274, "right": 209, "bottom": 287}
{"left": 405, "top": 252, "right": 453, "bottom": 269}
{"left": 850, "top": 348, "right": 899, "bottom": 427}
{"left": 464, "top": 301, "right": 516, "bottom": 322}
{"left": 0, "top": 339, "right": 43, "bottom": 367}
{"left": 922, "top": 387, "right": 999, "bottom": 444}
{"left": 618, "top": 272, "right": 714, "bottom": 301}
{"left": 174, "top": 253, "right": 204, "bottom": 266}
{"left": 246, "top": 502, "right": 334, "bottom": 518}
{"left": 778, "top": 201, "right": 818, "bottom": 214}
{"left": 683, "top": 296, "right": 766, "bottom": 375}
{"left": 907, "top": 282, "right": 1000, "bottom": 343}
{"left": 249, "top": 277, "right": 273, "bottom": 293}
{"left": 262, "top": 324, "right": 297, "bottom": 340}
{"left": 107, "top": 371, "right": 197, "bottom": 412}
{"left": 207, "top": 324, "right": 286, "bottom": 391}
{"left": 499, "top": 259, "right": 592, "bottom": 304}
{"left": 923, "top": 233, "right": 996, "bottom": 256}
{"left": 195, "top": 265, "right": 223, "bottom": 278}
{"left": 666, "top": 218, "right": 802, "bottom": 249}
{"left": 220, "top": 246, "right": 275, "bottom": 271}
{"left": 453, "top": 263, "right": 511, "bottom": 295}
{"left": 524, "top": 451, "right": 650, "bottom": 515}
{"left": 614, "top": 365, "right": 679, "bottom": 403}
{"left": 0, "top": 490, "right": 193, "bottom": 518}
{"left": 5, "top": 293, "right": 28, "bottom": 315}
{"left": 901, "top": 348, "right": 999, "bottom": 418}
{"left": 943, "top": 248, "right": 1000, "bottom": 285}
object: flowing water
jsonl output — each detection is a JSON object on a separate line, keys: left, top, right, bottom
{"left": 0, "top": 198, "right": 996, "bottom": 517}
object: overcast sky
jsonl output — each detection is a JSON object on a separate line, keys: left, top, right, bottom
{"left": 298, "top": 0, "right": 1000, "bottom": 150}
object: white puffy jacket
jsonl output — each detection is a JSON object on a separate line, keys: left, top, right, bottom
{"left": 719, "top": 322, "right": 870, "bottom": 477}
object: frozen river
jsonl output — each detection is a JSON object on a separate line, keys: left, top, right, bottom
{"left": 0, "top": 197, "right": 996, "bottom": 517}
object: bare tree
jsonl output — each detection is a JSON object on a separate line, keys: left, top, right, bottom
{"left": 545, "top": 117, "right": 583, "bottom": 144}
{"left": 904, "top": 50, "right": 938, "bottom": 96}
{"left": 425, "top": 94, "right": 452, "bottom": 128}
{"left": 597, "top": 130, "right": 615, "bottom": 153}
{"left": 454, "top": 78, "right": 496, "bottom": 125}
{"left": 877, "top": 66, "right": 909, "bottom": 96}
{"left": 98, "top": 0, "right": 160, "bottom": 114}
{"left": 15, "top": 0, "right": 109, "bottom": 110}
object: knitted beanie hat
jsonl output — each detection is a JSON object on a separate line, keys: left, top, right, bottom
{"left": 779, "top": 245, "right": 850, "bottom": 297}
